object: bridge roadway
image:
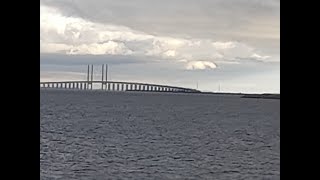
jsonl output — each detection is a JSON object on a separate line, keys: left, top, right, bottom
{"left": 40, "top": 80, "right": 200, "bottom": 93}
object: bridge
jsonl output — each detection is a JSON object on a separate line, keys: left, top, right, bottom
{"left": 40, "top": 64, "right": 200, "bottom": 93}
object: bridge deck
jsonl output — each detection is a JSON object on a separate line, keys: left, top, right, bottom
{"left": 40, "top": 80, "right": 200, "bottom": 93}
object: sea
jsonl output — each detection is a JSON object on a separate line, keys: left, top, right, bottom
{"left": 40, "top": 89, "right": 280, "bottom": 179}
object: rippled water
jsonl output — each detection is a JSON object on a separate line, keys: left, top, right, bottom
{"left": 40, "top": 89, "right": 280, "bottom": 179}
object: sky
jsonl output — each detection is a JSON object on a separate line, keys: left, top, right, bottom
{"left": 40, "top": 0, "right": 280, "bottom": 93}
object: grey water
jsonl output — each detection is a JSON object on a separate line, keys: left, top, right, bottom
{"left": 40, "top": 89, "right": 280, "bottom": 179}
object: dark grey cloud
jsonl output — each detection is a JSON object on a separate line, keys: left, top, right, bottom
{"left": 41, "top": 0, "right": 279, "bottom": 41}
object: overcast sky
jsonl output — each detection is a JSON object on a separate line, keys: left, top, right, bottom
{"left": 40, "top": 0, "right": 280, "bottom": 93}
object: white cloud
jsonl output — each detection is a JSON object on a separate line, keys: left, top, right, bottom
{"left": 40, "top": 4, "right": 272, "bottom": 70}
{"left": 163, "top": 50, "right": 176, "bottom": 57}
{"left": 212, "top": 42, "right": 236, "bottom": 50}
{"left": 250, "top": 53, "right": 270, "bottom": 61}
{"left": 67, "top": 41, "right": 133, "bottom": 55}
{"left": 186, "top": 61, "right": 217, "bottom": 70}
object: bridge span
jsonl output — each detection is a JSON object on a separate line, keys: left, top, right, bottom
{"left": 40, "top": 80, "right": 200, "bottom": 93}
{"left": 40, "top": 64, "right": 200, "bottom": 93}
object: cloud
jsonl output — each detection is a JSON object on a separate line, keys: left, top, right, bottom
{"left": 212, "top": 42, "right": 236, "bottom": 50}
{"left": 186, "top": 61, "right": 217, "bottom": 70}
{"left": 40, "top": 0, "right": 279, "bottom": 51}
{"left": 68, "top": 41, "right": 133, "bottom": 55}
{"left": 40, "top": 4, "right": 274, "bottom": 70}
{"left": 250, "top": 53, "right": 271, "bottom": 61}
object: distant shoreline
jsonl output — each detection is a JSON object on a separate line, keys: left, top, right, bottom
{"left": 196, "top": 92, "right": 280, "bottom": 99}
{"left": 190, "top": 92, "right": 280, "bottom": 99}
{"left": 240, "top": 94, "right": 280, "bottom": 99}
